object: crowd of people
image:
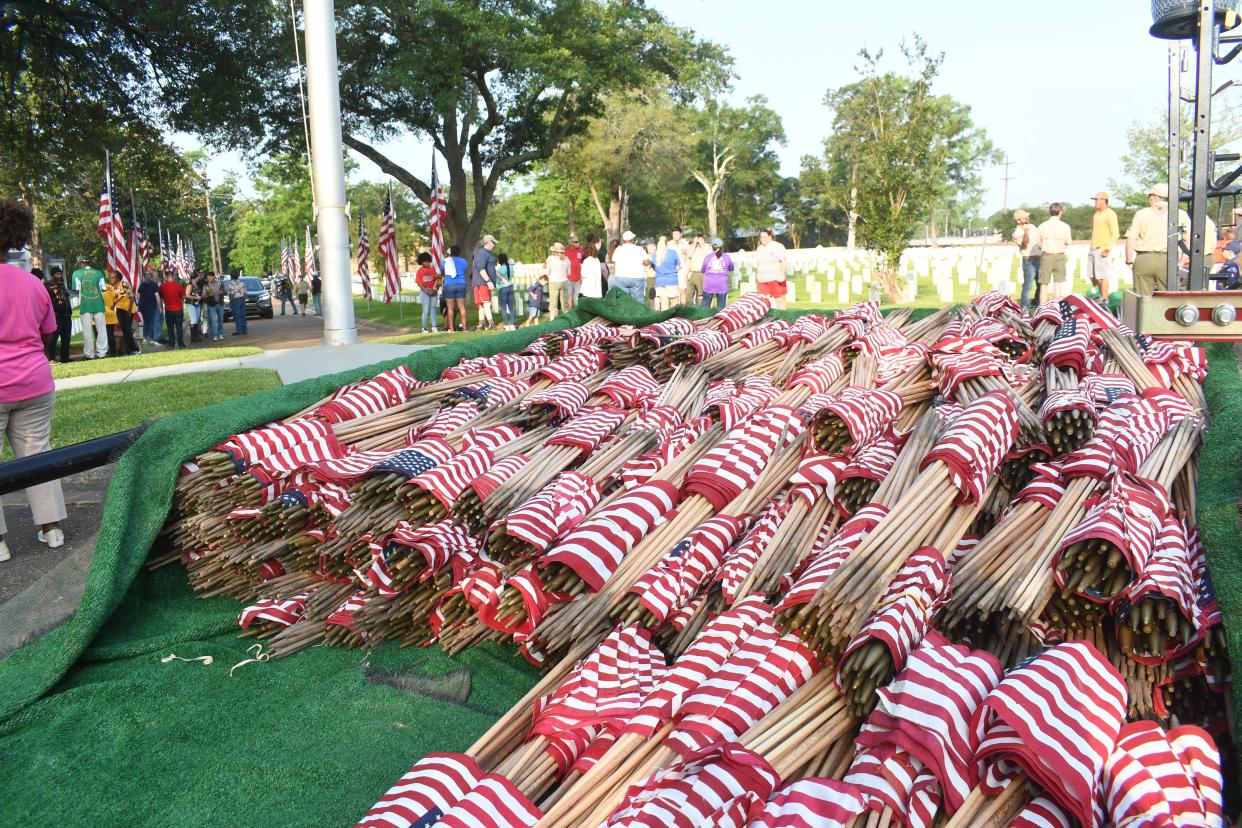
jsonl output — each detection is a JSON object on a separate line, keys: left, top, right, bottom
{"left": 32, "top": 264, "right": 264, "bottom": 363}
{"left": 1011, "top": 182, "right": 1239, "bottom": 309}
{"left": 410, "top": 226, "right": 788, "bottom": 333}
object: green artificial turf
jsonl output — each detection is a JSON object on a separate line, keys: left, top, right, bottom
{"left": 0, "top": 292, "right": 1234, "bottom": 825}
{"left": 50, "top": 347, "right": 263, "bottom": 379}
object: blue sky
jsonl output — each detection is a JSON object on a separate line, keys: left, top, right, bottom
{"left": 194, "top": 1, "right": 1216, "bottom": 212}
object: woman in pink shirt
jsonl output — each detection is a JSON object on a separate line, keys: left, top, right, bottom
{"left": 0, "top": 199, "right": 66, "bottom": 561}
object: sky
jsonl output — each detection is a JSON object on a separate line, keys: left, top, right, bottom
{"left": 192, "top": 1, "right": 1218, "bottom": 215}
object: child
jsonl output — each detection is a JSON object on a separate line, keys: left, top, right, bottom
{"left": 1213, "top": 246, "right": 1241, "bottom": 290}
{"left": 414, "top": 252, "right": 440, "bottom": 333}
{"left": 525, "top": 274, "right": 548, "bottom": 327}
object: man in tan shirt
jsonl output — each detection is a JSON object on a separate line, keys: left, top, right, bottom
{"left": 1088, "top": 190, "right": 1119, "bottom": 296}
{"left": 1126, "top": 182, "right": 1182, "bottom": 295}
{"left": 1037, "top": 203, "right": 1073, "bottom": 300}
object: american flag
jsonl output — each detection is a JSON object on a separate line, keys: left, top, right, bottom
{"left": 406, "top": 445, "right": 494, "bottom": 512}
{"left": 1101, "top": 720, "right": 1224, "bottom": 827}
{"left": 158, "top": 223, "right": 170, "bottom": 276}
{"left": 628, "top": 514, "right": 750, "bottom": 625}
{"left": 603, "top": 742, "right": 781, "bottom": 827}
{"left": 844, "top": 633, "right": 1002, "bottom": 826}
{"left": 920, "top": 390, "right": 1019, "bottom": 504}
{"left": 503, "top": 471, "right": 602, "bottom": 554}
{"left": 972, "top": 642, "right": 1127, "bottom": 828}
{"left": 97, "top": 153, "right": 131, "bottom": 284}
{"left": 291, "top": 235, "right": 302, "bottom": 281}
{"left": 813, "top": 387, "right": 904, "bottom": 449}
{"left": 623, "top": 596, "right": 772, "bottom": 738}
{"left": 542, "top": 480, "right": 682, "bottom": 591}
{"left": 467, "top": 453, "right": 530, "bottom": 505}
{"left": 428, "top": 158, "right": 446, "bottom": 273}
{"left": 357, "top": 752, "right": 541, "bottom": 828}
{"left": 544, "top": 406, "right": 628, "bottom": 458}
{"left": 214, "top": 418, "right": 337, "bottom": 470}
{"left": 520, "top": 381, "right": 591, "bottom": 422}
{"left": 126, "top": 195, "right": 145, "bottom": 290}
{"left": 356, "top": 209, "right": 373, "bottom": 300}
{"left": 237, "top": 592, "right": 311, "bottom": 630}
{"left": 530, "top": 626, "right": 668, "bottom": 773}
{"left": 304, "top": 224, "right": 317, "bottom": 281}
{"left": 593, "top": 365, "right": 661, "bottom": 409}
{"left": 750, "top": 779, "right": 866, "bottom": 828}
{"left": 280, "top": 237, "right": 291, "bottom": 280}
{"left": 380, "top": 184, "right": 400, "bottom": 303}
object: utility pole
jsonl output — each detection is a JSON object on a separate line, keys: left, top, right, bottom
{"left": 302, "top": 0, "right": 358, "bottom": 346}
{"left": 1000, "top": 155, "right": 1014, "bottom": 212}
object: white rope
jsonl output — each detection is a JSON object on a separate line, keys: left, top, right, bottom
{"left": 227, "top": 643, "right": 271, "bottom": 677}
{"left": 160, "top": 653, "right": 214, "bottom": 666}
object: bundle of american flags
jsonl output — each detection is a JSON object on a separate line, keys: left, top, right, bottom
{"left": 154, "top": 290, "right": 1230, "bottom": 827}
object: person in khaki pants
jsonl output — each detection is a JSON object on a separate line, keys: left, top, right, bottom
{"left": 0, "top": 198, "right": 67, "bottom": 561}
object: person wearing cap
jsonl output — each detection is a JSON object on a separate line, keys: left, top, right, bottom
{"left": 1036, "top": 204, "right": 1073, "bottom": 301}
{"left": 44, "top": 266, "right": 72, "bottom": 362}
{"left": 563, "top": 233, "right": 584, "bottom": 310}
{"left": 610, "top": 230, "right": 648, "bottom": 302}
{"left": 701, "top": 237, "right": 734, "bottom": 309}
{"left": 472, "top": 234, "right": 498, "bottom": 330}
{"left": 1010, "top": 210, "right": 1042, "bottom": 308}
{"left": 755, "top": 228, "right": 788, "bottom": 308}
{"left": 1088, "top": 191, "right": 1120, "bottom": 298}
{"left": 70, "top": 256, "right": 108, "bottom": 359}
{"left": 1126, "top": 183, "right": 1184, "bottom": 295}
{"left": 544, "top": 242, "right": 570, "bottom": 318}
{"left": 686, "top": 231, "right": 709, "bottom": 304}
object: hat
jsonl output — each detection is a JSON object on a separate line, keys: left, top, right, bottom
{"left": 1148, "top": 183, "right": 1170, "bottom": 199}
{"left": 550, "top": 242, "right": 565, "bottom": 253}
{"left": 1092, "top": 190, "right": 1110, "bottom": 202}
{"left": 568, "top": 233, "right": 579, "bottom": 242}
{"left": 481, "top": 234, "right": 497, "bottom": 245}
{"left": 710, "top": 236, "right": 723, "bottom": 247}
{"left": 1013, "top": 209, "right": 1030, "bottom": 220}
{"left": 621, "top": 230, "right": 636, "bottom": 242}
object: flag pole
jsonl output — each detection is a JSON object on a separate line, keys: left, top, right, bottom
{"left": 302, "top": 0, "right": 358, "bottom": 346}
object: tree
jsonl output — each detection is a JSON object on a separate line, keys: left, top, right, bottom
{"left": 171, "top": 0, "right": 727, "bottom": 253}
{"left": 819, "top": 37, "right": 1000, "bottom": 298}
{"left": 688, "top": 97, "right": 785, "bottom": 239}
{"left": 553, "top": 89, "right": 691, "bottom": 243}
{"left": 487, "top": 173, "right": 602, "bottom": 263}
{"left": 230, "top": 156, "right": 425, "bottom": 275}
{"left": 1109, "top": 109, "right": 1242, "bottom": 209}
{"left": 776, "top": 159, "right": 846, "bottom": 249}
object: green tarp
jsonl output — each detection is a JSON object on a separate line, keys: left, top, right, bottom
{"left": 0, "top": 295, "right": 1236, "bottom": 826}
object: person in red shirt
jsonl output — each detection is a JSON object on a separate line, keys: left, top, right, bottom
{"left": 414, "top": 251, "right": 441, "bottom": 334}
{"left": 158, "top": 274, "right": 188, "bottom": 348}
{"left": 563, "top": 233, "right": 584, "bottom": 310}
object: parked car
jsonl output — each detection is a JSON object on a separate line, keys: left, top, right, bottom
{"left": 222, "top": 276, "right": 274, "bottom": 320}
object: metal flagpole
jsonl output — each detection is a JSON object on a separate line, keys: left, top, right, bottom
{"left": 302, "top": 0, "right": 357, "bottom": 345}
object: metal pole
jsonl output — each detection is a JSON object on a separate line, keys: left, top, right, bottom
{"left": 302, "top": 0, "right": 357, "bottom": 345}
{"left": 1167, "top": 42, "right": 1183, "bottom": 289}
{"left": 1187, "top": 1, "right": 1216, "bottom": 291}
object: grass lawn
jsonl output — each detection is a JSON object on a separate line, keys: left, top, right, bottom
{"left": 1, "top": 369, "right": 282, "bottom": 461}
{"left": 51, "top": 347, "right": 262, "bottom": 379}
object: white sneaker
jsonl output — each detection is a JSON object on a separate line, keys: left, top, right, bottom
{"left": 37, "top": 528, "right": 64, "bottom": 549}
{"left": 431, "top": 327, "right": 440, "bottom": 333}
{"left": 0, "top": 539, "right": 9, "bottom": 562}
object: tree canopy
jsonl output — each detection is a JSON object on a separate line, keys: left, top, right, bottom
{"left": 816, "top": 37, "right": 999, "bottom": 290}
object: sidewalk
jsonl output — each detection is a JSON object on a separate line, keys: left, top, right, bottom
{"left": 55, "top": 342, "right": 430, "bottom": 390}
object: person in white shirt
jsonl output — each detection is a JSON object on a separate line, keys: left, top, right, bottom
{"left": 754, "top": 228, "right": 788, "bottom": 309}
{"left": 579, "top": 238, "right": 604, "bottom": 299}
{"left": 610, "top": 230, "right": 648, "bottom": 303}
{"left": 1036, "top": 203, "right": 1073, "bottom": 301}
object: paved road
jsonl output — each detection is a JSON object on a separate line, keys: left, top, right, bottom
{"left": 0, "top": 464, "right": 110, "bottom": 604}
{"left": 145, "top": 307, "right": 408, "bottom": 353}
